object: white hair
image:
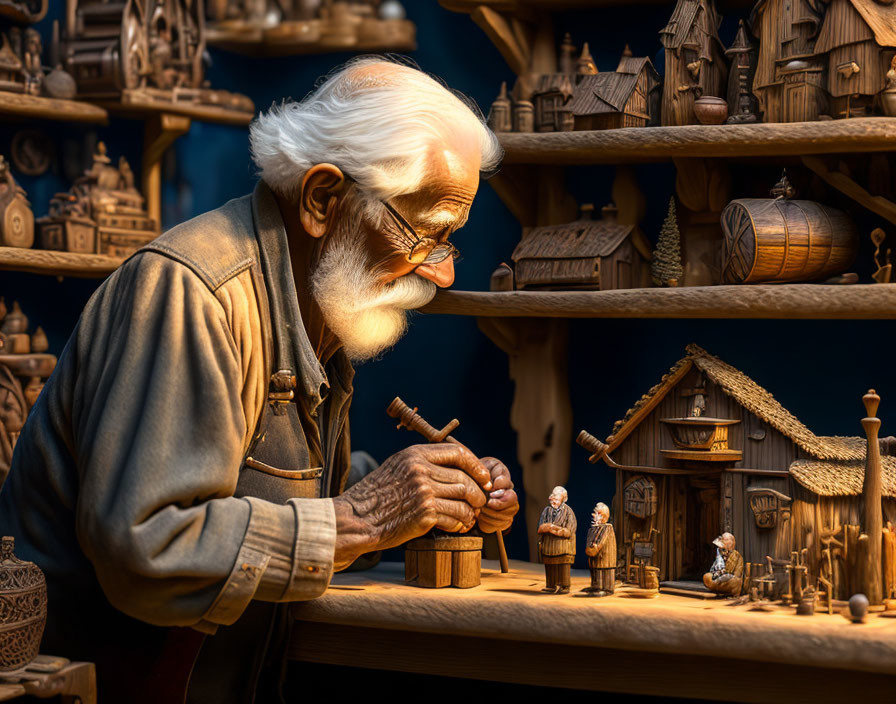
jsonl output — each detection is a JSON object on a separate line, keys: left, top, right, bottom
{"left": 249, "top": 56, "right": 503, "bottom": 201}
{"left": 550, "top": 486, "right": 568, "bottom": 502}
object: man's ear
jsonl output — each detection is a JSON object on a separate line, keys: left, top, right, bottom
{"left": 299, "top": 163, "right": 346, "bottom": 239}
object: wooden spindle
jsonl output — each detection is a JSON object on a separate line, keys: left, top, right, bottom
{"left": 862, "top": 388, "right": 884, "bottom": 604}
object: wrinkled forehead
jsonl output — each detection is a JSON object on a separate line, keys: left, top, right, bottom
{"left": 391, "top": 139, "right": 480, "bottom": 228}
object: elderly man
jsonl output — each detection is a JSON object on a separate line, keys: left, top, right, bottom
{"left": 0, "top": 58, "right": 517, "bottom": 702}
{"left": 583, "top": 501, "right": 616, "bottom": 596}
{"left": 537, "top": 486, "right": 576, "bottom": 594}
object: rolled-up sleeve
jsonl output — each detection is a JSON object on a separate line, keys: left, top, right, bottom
{"left": 70, "top": 252, "right": 335, "bottom": 631}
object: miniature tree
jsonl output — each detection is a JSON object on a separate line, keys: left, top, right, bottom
{"left": 651, "top": 198, "right": 683, "bottom": 287}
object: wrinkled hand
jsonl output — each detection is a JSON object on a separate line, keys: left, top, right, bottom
{"left": 332, "top": 443, "right": 492, "bottom": 570}
{"left": 476, "top": 457, "right": 519, "bottom": 534}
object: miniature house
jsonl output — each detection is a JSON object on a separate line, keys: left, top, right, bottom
{"left": 532, "top": 73, "right": 575, "bottom": 132}
{"left": 660, "top": 0, "right": 728, "bottom": 126}
{"left": 569, "top": 49, "right": 661, "bottom": 130}
{"left": 750, "top": 0, "right": 829, "bottom": 122}
{"left": 595, "top": 344, "right": 896, "bottom": 600}
{"left": 815, "top": 0, "right": 896, "bottom": 118}
{"left": 511, "top": 204, "right": 652, "bottom": 290}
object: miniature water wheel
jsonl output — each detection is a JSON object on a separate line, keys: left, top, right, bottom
{"left": 121, "top": 0, "right": 150, "bottom": 90}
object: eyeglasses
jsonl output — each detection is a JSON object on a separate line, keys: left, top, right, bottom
{"left": 380, "top": 199, "right": 460, "bottom": 266}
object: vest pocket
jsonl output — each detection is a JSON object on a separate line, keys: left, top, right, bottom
{"left": 238, "top": 457, "right": 322, "bottom": 501}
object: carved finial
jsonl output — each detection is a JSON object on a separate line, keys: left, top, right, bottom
{"left": 622, "top": 44, "right": 633, "bottom": 57}
{"left": 864, "top": 389, "right": 881, "bottom": 419}
{"left": 577, "top": 43, "right": 598, "bottom": 75}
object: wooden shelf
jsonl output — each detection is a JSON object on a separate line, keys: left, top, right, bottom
{"left": 498, "top": 118, "right": 896, "bottom": 165}
{"left": 421, "top": 284, "right": 896, "bottom": 319}
{"left": 440, "top": 0, "right": 753, "bottom": 12}
{"left": 94, "top": 89, "right": 253, "bottom": 127}
{"left": 207, "top": 29, "right": 416, "bottom": 57}
{"left": 290, "top": 561, "right": 896, "bottom": 703}
{"left": 0, "top": 247, "right": 124, "bottom": 278}
{"left": 0, "top": 92, "right": 108, "bottom": 125}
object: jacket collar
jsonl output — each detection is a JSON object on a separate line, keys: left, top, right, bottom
{"left": 251, "top": 181, "right": 354, "bottom": 412}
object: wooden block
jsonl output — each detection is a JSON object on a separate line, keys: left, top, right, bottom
{"left": 405, "top": 549, "right": 417, "bottom": 583}
{"left": 451, "top": 550, "right": 481, "bottom": 588}
{"left": 415, "top": 550, "right": 452, "bottom": 588}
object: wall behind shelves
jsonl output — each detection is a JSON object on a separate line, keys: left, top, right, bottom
{"left": 6, "top": 2, "right": 896, "bottom": 568}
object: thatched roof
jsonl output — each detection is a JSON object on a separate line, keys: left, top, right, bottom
{"left": 513, "top": 215, "right": 634, "bottom": 261}
{"left": 660, "top": 0, "right": 724, "bottom": 53}
{"left": 790, "top": 453, "right": 896, "bottom": 498}
{"left": 848, "top": 0, "right": 896, "bottom": 48}
{"left": 607, "top": 344, "right": 864, "bottom": 462}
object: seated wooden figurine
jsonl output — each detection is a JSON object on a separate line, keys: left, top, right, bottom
{"left": 583, "top": 501, "right": 616, "bottom": 596}
{"left": 537, "top": 486, "right": 576, "bottom": 594}
{"left": 703, "top": 532, "right": 744, "bottom": 596}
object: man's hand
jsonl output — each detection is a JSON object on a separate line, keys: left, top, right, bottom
{"left": 476, "top": 456, "right": 519, "bottom": 534}
{"left": 331, "top": 443, "right": 492, "bottom": 570}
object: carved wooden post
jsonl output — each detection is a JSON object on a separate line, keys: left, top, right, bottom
{"left": 861, "top": 388, "right": 884, "bottom": 604}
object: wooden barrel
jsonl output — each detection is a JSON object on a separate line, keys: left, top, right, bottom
{"left": 720, "top": 198, "right": 857, "bottom": 284}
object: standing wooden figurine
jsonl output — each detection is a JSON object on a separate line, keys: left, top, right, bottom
{"left": 703, "top": 532, "right": 743, "bottom": 595}
{"left": 583, "top": 502, "right": 616, "bottom": 596}
{"left": 537, "top": 486, "right": 576, "bottom": 594}
{"left": 660, "top": 0, "right": 728, "bottom": 126}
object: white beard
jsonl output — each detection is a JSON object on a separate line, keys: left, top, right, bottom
{"left": 310, "top": 213, "right": 436, "bottom": 361}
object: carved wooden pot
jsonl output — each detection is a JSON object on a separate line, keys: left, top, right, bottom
{"left": 0, "top": 536, "right": 47, "bottom": 672}
{"left": 694, "top": 96, "right": 729, "bottom": 125}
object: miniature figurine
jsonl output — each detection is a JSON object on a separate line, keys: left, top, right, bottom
{"left": 582, "top": 502, "right": 616, "bottom": 596}
{"left": 882, "top": 56, "right": 896, "bottom": 117}
{"left": 537, "top": 486, "right": 577, "bottom": 594}
{"left": 0, "top": 154, "right": 34, "bottom": 249}
{"left": 703, "top": 532, "right": 744, "bottom": 595}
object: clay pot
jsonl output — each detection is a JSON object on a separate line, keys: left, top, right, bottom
{"left": 0, "top": 536, "right": 47, "bottom": 672}
{"left": 694, "top": 96, "right": 729, "bottom": 125}
{"left": 881, "top": 90, "right": 896, "bottom": 118}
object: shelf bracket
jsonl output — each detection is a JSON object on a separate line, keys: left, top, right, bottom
{"left": 802, "top": 156, "right": 896, "bottom": 226}
{"left": 470, "top": 6, "right": 530, "bottom": 76}
{"left": 142, "top": 112, "right": 191, "bottom": 228}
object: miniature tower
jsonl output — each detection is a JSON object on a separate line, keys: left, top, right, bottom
{"left": 725, "top": 20, "right": 759, "bottom": 124}
{"left": 487, "top": 82, "right": 512, "bottom": 133}
{"left": 558, "top": 33, "right": 576, "bottom": 75}
{"left": 576, "top": 43, "right": 598, "bottom": 76}
{"left": 862, "top": 389, "right": 884, "bottom": 605}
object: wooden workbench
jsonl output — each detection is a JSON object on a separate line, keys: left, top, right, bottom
{"left": 289, "top": 560, "right": 896, "bottom": 703}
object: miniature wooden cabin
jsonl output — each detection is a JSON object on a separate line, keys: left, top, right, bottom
{"left": 750, "top": 0, "right": 829, "bottom": 122}
{"left": 511, "top": 204, "right": 652, "bottom": 290}
{"left": 597, "top": 344, "right": 896, "bottom": 600}
{"left": 660, "top": 0, "right": 728, "bottom": 126}
{"left": 532, "top": 73, "right": 575, "bottom": 132}
{"left": 815, "top": 0, "right": 896, "bottom": 118}
{"left": 570, "top": 50, "right": 661, "bottom": 130}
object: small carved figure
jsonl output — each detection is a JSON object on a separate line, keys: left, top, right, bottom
{"left": 21, "top": 28, "right": 41, "bottom": 96}
{"left": 537, "top": 486, "right": 576, "bottom": 594}
{"left": 703, "top": 532, "right": 744, "bottom": 595}
{"left": 582, "top": 502, "right": 616, "bottom": 596}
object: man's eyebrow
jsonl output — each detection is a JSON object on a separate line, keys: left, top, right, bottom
{"left": 417, "top": 210, "right": 460, "bottom": 228}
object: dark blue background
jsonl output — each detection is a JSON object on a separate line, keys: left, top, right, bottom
{"left": 4, "top": 2, "right": 894, "bottom": 566}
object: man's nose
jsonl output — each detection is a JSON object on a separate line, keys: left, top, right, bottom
{"left": 414, "top": 256, "right": 455, "bottom": 288}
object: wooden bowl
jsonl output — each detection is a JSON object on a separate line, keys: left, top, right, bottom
{"left": 694, "top": 97, "right": 729, "bottom": 125}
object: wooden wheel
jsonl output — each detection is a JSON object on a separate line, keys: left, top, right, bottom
{"left": 120, "top": 0, "right": 149, "bottom": 91}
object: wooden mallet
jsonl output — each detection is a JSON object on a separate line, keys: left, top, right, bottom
{"left": 387, "top": 397, "right": 510, "bottom": 573}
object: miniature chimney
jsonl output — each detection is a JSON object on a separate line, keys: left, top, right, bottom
{"left": 559, "top": 33, "right": 576, "bottom": 75}
{"left": 622, "top": 44, "right": 633, "bottom": 57}
{"left": 579, "top": 203, "right": 595, "bottom": 220}
{"left": 577, "top": 43, "right": 598, "bottom": 76}
{"left": 600, "top": 204, "right": 619, "bottom": 222}
{"left": 862, "top": 389, "right": 884, "bottom": 604}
